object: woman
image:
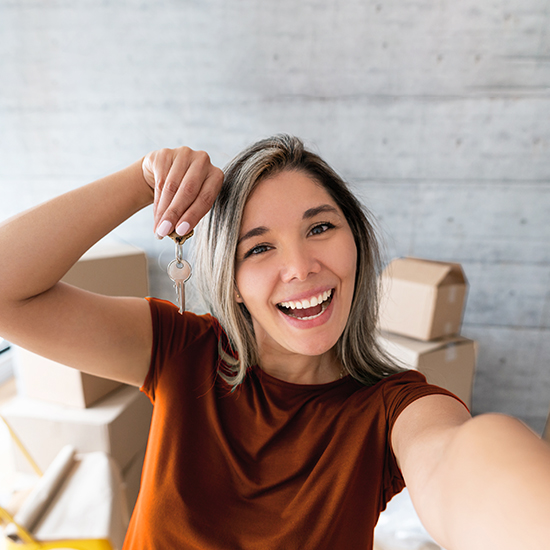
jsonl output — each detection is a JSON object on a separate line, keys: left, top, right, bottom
{"left": 0, "top": 135, "right": 548, "bottom": 550}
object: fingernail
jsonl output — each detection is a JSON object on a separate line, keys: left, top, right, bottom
{"left": 156, "top": 220, "right": 172, "bottom": 238}
{"left": 176, "top": 221, "right": 191, "bottom": 236}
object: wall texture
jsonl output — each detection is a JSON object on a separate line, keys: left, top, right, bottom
{"left": 1, "top": 0, "right": 549, "bottom": 431}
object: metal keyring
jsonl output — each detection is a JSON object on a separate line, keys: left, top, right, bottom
{"left": 175, "top": 240, "right": 184, "bottom": 265}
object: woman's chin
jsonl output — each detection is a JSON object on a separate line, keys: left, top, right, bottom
{"left": 283, "top": 333, "right": 340, "bottom": 358}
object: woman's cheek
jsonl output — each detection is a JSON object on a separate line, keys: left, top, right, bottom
{"left": 236, "top": 261, "right": 270, "bottom": 309}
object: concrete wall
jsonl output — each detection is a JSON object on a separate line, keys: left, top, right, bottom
{"left": 1, "top": 0, "right": 549, "bottom": 431}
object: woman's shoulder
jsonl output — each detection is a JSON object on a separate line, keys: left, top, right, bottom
{"left": 373, "top": 369, "right": 438, "bottom": 403}
{"left": 146, "top": 296, "right": 223, "bottom": 345}
{"left": 369, "top": 369, "right": 465, "bottom": 423}
{"left": 342, "top": 370, "right": 435, "bottom": 416}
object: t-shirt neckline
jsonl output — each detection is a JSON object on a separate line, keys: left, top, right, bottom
{"left": 249, "top": 364, "right": 352, "bottom": 390}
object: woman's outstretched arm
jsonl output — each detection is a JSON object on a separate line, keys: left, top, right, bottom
{"left": 392, "top": 395, "right": 550, "bottom": 550}
{"left": 0, "top": 148, "right": 223, "bottom": 386}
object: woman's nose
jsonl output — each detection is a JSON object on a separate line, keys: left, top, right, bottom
{"left": 280, "top": 245, "right": 321, "bottom": 283}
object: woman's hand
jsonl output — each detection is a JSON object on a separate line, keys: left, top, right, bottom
{"left": 142, "top": 147, "right": 224, "bottom": 238}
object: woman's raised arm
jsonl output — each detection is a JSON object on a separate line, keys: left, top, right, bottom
{"left": 0, "top": 147, "right": 223, "bottom": 387}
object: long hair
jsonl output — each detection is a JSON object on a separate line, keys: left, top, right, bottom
{"left": 193, "top": 134, "right": 403, "bottom": 386}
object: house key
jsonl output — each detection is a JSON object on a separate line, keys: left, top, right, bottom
{"left": 167, "top": 229, "right": 194, "bottom": 314}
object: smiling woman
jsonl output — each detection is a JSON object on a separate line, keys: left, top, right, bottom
{"left": 194, "top": 135, "right": 404, "bottom": 386}
{"left": 0, "top": 135, "right": 548, "bottom": 550}
{"left": 233, "top": 170, "right": 358, "bottom": 380}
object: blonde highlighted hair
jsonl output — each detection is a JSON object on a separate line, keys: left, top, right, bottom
{"left": 193, "top": 134, "right": 403, "bottom": 387}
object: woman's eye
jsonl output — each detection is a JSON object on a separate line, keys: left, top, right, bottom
{"left": 244, "top": 244, "right": 271, "bottom": 258}
{"left": 309, "top": 222, "right": 335, "bottom": 236}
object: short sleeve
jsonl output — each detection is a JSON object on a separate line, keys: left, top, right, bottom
{"left": 380, "top": 370, "right": 469, "bottom": 508}
{"left": 141, "top": 297, "right": 218, "bottom": 403}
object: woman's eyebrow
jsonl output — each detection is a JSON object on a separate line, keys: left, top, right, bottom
{"left": 238, "top": 226, "right": 269, "bottom": 246}
{"left": 238, "top": 205, "right": 339, "bottom": 245}
{"left": 303, "top": 204, "right": 339, "bottom": 219}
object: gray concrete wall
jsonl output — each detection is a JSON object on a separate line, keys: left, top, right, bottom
{"left": 1, "top": 0, "right": 549, "bottom": 431}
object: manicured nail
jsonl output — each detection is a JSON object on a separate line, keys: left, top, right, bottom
{"left": 156, "top": 220, "right": 172, "bottom": 238}
{"left": 176, "top": 221, "right": 191, "bottom": 236}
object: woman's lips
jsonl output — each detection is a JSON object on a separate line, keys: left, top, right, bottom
{"left": 279, "top": 293, "right": 333, "bottom": 320}
{"left": 278, "top": 289, "right": 333, "bottom": 311}
{"left": 277, "top": 290, "right": 335, "bottom": 328}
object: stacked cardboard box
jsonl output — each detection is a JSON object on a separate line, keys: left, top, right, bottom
{"left": 378, "top": 257, "right": 476, "bottom": 409}
{"left": 6, "top": 238, "right": 152, "bottom": 514}
{"left": 16, "top": 239, "right": 149, "bottom": 408}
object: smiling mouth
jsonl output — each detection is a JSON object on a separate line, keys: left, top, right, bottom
{"left": 277, "top": 289, "right": 333, "bottom": 320}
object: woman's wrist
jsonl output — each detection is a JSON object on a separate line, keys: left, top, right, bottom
{"left": 121, "top": 158, "right": 155, "bottom": 211}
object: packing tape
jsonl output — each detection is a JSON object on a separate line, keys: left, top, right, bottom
{"left": 445, "top": 344, "right": 457, "bottom": 363}
{"left": 448, "top": 286, "right": 457, "bottom": 303}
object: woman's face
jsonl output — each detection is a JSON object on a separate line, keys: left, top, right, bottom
{"left": 235, "top": 170, "right": 357, "bottom": 360}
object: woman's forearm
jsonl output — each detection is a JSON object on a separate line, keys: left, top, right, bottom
{"left": 425, "top": 413, "right": 550, "bottom": 550}
{"left": 0, "top": 147, "right": 221, "bottom": 386}
{"left": 0, "top": 160, "right": 153, "bottom": 307}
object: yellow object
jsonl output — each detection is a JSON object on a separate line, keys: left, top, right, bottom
{"left": 5, "top": 541, "right": 113, "bottom": 550}
{"left": 1, "top": 506, "right": 113, "bottom": 549}
{"left": 0, "top": 499, "right": 113, "bottom": 550}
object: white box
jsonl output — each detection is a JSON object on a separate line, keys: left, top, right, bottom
{"left": 1, "top": 385, "right": 152, "bottom": 475}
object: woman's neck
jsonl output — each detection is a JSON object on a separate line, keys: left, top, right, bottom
{"left": 257, "top": 347, "right": 343, "bottom": 384}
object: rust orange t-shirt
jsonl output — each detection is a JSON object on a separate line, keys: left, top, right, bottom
{"left": 123, "top": 298, "right": 463, "bottom": 549}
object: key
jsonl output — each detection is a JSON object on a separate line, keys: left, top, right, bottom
{"left": 167, "top": 258, "right": 192, "bottom": 313}
{"left": 167, "top": 229, "right": 194, "bottom": 314}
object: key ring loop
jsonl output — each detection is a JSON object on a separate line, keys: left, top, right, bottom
{"left": 175, "top": 241, "right": 184, "bottom": 264}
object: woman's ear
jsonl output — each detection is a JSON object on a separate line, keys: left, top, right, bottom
{"left": 235, "top": 289, "right": 244, "bottom": 303}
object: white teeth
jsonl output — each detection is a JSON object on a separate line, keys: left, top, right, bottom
{"left": 279, "top": 289, "right": 332, "bottom": 310}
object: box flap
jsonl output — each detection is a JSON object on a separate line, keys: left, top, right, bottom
{"left": 382, "top": 258, "right": 466, "bottom": 287}
{"left": 438, "top": 261, "right": 466, "bottom": 286}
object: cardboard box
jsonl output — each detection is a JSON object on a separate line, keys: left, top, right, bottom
{"left": 1, "top": 385, "right": 153, "bottom": 475}
{"left": 378, "top": 332, "right": 476, "bottom": 408}
{"left": 15, "top": 347, "right": 123, "bottom": 409}
{"left": 16, "top": 239, "right": 149, "bottom": 408}
{"left": 61, "top": 240, "right": 149, "bottom": 298}
{"left": 379, "top": 257, "right": 467, "bottom": 341}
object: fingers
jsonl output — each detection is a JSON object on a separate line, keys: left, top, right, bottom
{"left": 153, "top": 149, "right": 193, "bottom": 232}
{"left": 173, "top": 166, "right": 223, "bottom": 233}
{"left": 147, "top": 147, "right": 223, "bottom": 238}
